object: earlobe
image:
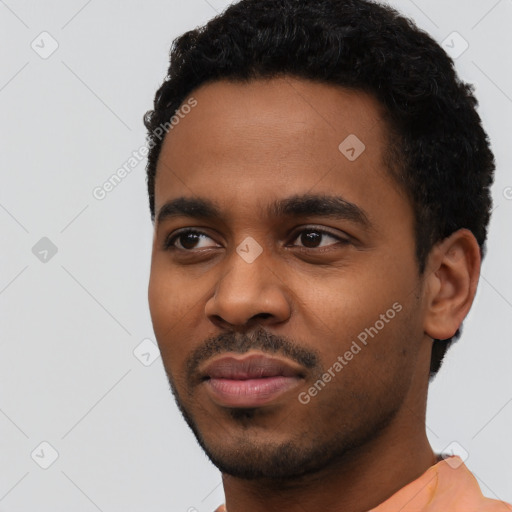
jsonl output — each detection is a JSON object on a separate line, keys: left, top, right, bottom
{"left": 423, "top": 229, "right": 481, "bottom": 341}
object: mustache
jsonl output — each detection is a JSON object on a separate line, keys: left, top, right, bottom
{"left": 185, "top": 326, "right": 320, "bottom": 386}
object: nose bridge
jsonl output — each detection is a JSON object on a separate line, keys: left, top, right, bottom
{"left": 220, "top": 236, "right": 270, "bottom": 301}
{"left": 205, "top": 236, "right": 290, "bottom": 326}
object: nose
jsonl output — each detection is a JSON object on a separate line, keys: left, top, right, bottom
{"left": 204, "top": 246, "right": 292, "bottom": 330}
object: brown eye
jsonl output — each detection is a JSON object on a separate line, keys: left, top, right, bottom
{"left": 163, "top": 227, "right": 349, "bottom": 252}
{"left": 164, "top": 230, "right": 218, "bottom": 251}
{"left": 290, "top": 228, "right": 349, "bottom": 249}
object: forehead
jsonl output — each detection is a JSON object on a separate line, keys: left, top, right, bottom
{"left": 154, "top": 77, "right": 406, "bottom": 229}
{"left": 158, "top": 77, "right": 385, "bottom": 164}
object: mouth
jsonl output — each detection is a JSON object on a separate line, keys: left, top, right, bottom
{"left": 199, "top": 353, "right": 306, "bottom": 408}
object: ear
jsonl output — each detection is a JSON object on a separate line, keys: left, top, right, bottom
{"left": 423, "top": 229, "right": 481, "bottom": 340}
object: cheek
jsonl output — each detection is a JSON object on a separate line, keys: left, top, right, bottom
{"left": 300, "top": 266, "right": 414, "bottom": 363}
{"left": 148, "top": 268, "right": 172, "bottom": 331}
{"left": 148, "top": 266, "right": 192, "bottom": 364}
{"left": 148, "top": 256, "right": 197, "bottom": 323}
{"left": 310, "top": 302, "right": 416, "bottom": 413}
{"left": 300, "top": 268, "right": 386, "bottom": 327}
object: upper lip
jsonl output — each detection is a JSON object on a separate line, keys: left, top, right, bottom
{"left": 199, "top": 353, "right": 306, "bottom": 380}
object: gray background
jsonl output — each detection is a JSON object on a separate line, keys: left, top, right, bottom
{"left": 0, "top": 0, "right": 511, "bottom": 510}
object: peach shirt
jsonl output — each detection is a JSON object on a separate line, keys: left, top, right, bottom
{"left": 213, "top": 456, "right": 512, "bottom": 512}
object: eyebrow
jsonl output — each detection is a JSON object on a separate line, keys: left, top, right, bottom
{"left": 156, "top": 193, "right": 372, "bottom": 230}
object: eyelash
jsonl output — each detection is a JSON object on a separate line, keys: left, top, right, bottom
{"left": 163, "top": 227, "right": 350, "bottom": 252}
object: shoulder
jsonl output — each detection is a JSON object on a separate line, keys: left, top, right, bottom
{"left": 435, "top": 456, "right": 512, "bottom": 511}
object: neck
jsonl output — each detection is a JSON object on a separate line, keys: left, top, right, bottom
{"left": 221, "top": 423, "right": 436, "bottom": 512}
{"left": 221, "top": 359, "right": 436, "bottom": 512}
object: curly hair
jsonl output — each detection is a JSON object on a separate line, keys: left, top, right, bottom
{"left": 143, "top": 0, "right": 495, "bottom": 379}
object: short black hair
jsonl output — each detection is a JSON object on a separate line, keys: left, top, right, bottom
{"left": 143, "top": 0, "right": 495, "bottom": 378}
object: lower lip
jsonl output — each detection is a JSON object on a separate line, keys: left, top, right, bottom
{"left": 204, "top": 376, "right": 302, "bottom": 407}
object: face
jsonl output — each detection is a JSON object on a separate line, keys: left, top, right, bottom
{"left": 148, "top": 77, "right": 430, "bottom": 480}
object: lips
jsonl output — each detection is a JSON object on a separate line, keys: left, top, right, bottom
{"left": 199, "top": 353, "right": 305, "bottom": 407}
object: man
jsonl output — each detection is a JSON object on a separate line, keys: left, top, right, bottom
{"left": 143, "top": 0, "right": 511, "bottom": 510}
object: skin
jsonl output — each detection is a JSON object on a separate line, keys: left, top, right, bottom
{"left": 148, "top": 76, "right": 481, "bottom": 512}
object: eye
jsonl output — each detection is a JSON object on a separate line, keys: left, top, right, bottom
{"left": 164, "top": 227, "right": 349, "bottom": 252}
{"left": 164, "top": 229, "right": 219, "bottom": 251}
{"left": 288, "top": 227, "right": 349, "bottom": 250}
